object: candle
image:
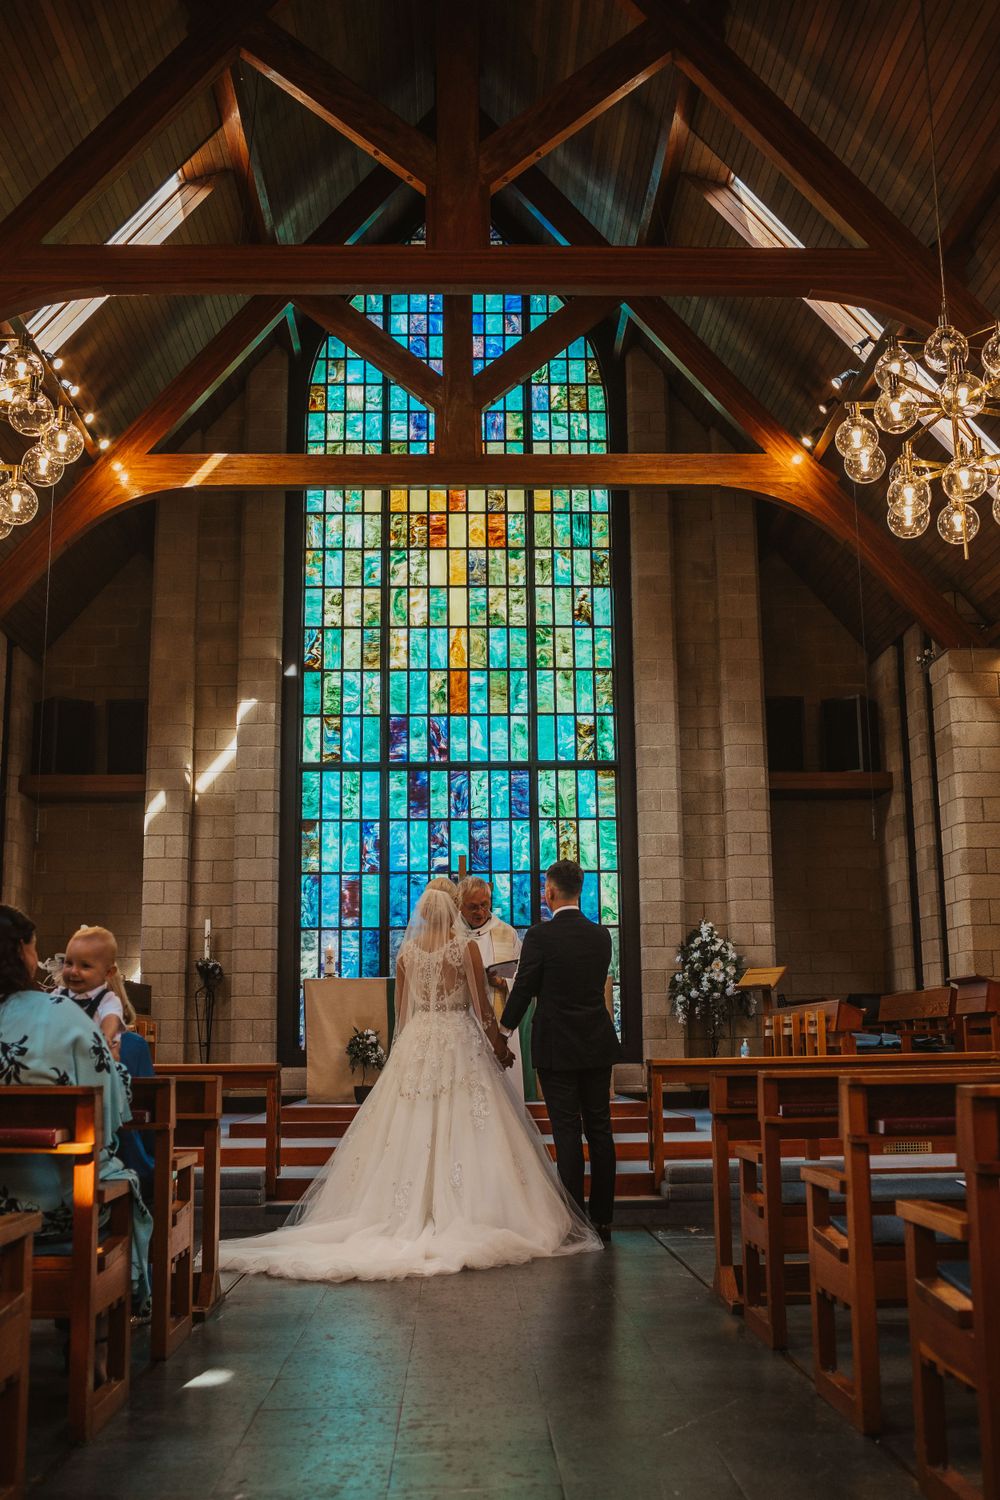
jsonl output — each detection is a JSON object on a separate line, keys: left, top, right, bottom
{"left": 324, "top": 943, "right": 335, "bottom": 978}
{"left": 204, "top": 918, "right": 212, "bottom": 961}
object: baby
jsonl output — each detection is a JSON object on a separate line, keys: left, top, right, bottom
{"left": 58, "top": 925, "right": 136, "bottom": 1046}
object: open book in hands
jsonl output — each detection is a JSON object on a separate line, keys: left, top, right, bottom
{"left": 486, "top": 959, "right": 519, "bottom": 982}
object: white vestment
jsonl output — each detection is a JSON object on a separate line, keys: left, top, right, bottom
{"left": 464, "top": 916, "right": 524, "bottom": 1100}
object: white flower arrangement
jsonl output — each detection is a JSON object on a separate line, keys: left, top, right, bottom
{"left": 669, "top": 920, "right": 749, "bottom": 1055}
{"left": 345, "top": 1025, "right": 386, "bottom": 1083}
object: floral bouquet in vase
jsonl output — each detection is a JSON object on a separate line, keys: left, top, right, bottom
{"left": 345, "top": 1026, "right": 386, "bottom": 1102}
{"left": 669, "top": 920, "right": 748, "bottom": 1057}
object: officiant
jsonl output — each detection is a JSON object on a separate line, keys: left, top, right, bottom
{"left": 457, "top": 877, "right": 531, "bottom": 1101}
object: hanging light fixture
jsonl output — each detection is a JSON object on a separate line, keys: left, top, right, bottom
{"left": 832, "top": 2, "right": 1000, "bottom": 559}
{"left": 0, "top": 333, "right": 91, "bottom": 534}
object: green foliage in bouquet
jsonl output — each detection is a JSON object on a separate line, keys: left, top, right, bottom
{"left": 345, "top": 1026, "right": 387, "bottom": 1084}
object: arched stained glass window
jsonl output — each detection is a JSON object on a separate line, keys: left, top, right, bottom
{"left": 293, "top": 284, "right": 630, "bottom": 1043}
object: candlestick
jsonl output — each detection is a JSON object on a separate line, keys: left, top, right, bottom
{"left": 204, "top": 917, "right": 212, "bottom": 961}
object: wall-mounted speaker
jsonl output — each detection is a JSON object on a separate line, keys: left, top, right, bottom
{"left": 765, "top": 696, "right": 806, "bottom": 771}
{"left": 106, "top": 699, "right": 147, "bottom": 774}
{"left": 820, "top": 695, "right": 881, "bottom": 772}
{"left": 31, "top": 699, "right": 96, "bottom": 775}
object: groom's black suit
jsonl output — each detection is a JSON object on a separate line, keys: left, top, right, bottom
{"left": 500, "top": 908, "right": 621, "bottom": 1225}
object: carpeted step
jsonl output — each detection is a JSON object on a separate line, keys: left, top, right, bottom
{"left": 195, "top": 1166, "right": 266, "bottom": 1208}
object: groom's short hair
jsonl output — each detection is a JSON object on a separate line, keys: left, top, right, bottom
{"left": 546, "top": 860, "right": 584, "bottom": 899}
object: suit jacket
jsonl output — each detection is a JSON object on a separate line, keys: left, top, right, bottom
{"left": 500, "top": 909, "right": 621, "bottom": 1071}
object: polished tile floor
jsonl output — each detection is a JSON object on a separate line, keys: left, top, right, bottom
{"left": 28, "top": 1228, "right": 922, "bottom": 1500}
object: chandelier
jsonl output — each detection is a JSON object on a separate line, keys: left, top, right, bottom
{"left": 834, "top": 321, "right": 1000, "bottom": 557}
{"left": 0, "top": 337, "right": 87, "bottom": 539}
{"left": 832, "top": 0, "right": 1000, "bottom": 560}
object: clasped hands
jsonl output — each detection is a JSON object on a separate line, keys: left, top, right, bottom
{"left": 495, "top": 1036, "right": 516, "bottom": 1070}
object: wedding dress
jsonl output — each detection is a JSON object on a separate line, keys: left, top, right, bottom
{"left": 218, "top": 886, "right": 601, "bottom": 1282}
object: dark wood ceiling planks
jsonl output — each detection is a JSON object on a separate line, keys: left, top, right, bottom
{"left": 0, "top": 0, "right": 995, "bottom": 655}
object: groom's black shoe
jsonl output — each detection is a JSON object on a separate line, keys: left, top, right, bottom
{"left": 593, "top": 1223, "right": 612, "bottom": 1245}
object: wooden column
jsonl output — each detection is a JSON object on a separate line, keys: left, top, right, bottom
{"left": 429, "top": 0, "right": 485, "bottom": 459}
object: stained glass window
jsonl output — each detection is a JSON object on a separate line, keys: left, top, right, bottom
{"left": 295, "top": 286, "right": 627, "bottom": 1038}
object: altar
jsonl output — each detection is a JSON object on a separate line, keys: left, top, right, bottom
{"left": 303, "top": 977, "right": 394, "bottom": 1102}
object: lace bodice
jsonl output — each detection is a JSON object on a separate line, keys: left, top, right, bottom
{"left": 399, "top": 938, "right": 471, "bottom": 1014}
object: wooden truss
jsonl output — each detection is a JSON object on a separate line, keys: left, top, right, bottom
{"left": 0, "top": 0, "right": 991, "bottom": 646}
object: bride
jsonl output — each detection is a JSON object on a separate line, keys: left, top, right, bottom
{"left": 219, "top": 878, "right": 601, "bottom": 1281}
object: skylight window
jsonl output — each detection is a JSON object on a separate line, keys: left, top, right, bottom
{"left": 26, "top": 171, "right": 213, "bottom": 353}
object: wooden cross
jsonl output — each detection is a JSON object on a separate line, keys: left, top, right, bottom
{"left": 457, "top": 855, "right": 467, "bottom": 879}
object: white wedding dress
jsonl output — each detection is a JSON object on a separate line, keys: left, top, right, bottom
{"left": 219, "top": 889, "right": 601, "bottom": 1283}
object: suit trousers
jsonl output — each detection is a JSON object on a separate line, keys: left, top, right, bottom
{"left": 536, "top": 1065, "right": 616, "bottom": 1226}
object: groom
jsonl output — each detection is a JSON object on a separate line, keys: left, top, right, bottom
{"left": 499, "top": 860, "right": 621, "bottom": 1241}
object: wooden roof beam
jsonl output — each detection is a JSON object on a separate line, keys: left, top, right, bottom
{"left": 0, "top": 246, "right": 933, "bottom": 321}
{"left": 214, "top": 67, "right": 275, "bottom": 242}
{"left": 624, "top": 0, "right": 992, "bottom": 331}
{"left": 294, "top": 295, "right": 442, "bottom": 409}
{"left": 239, "top": 18, "right": 436, "bottom": 192}
{"left": 480, "top": 18, "right": 674, "bottom": 193}
{"left": 473, "top": 296, "right": 620, "bottom": 409}
{"left": 0, "top": 0, "right": 278, "bottom": 250}
{"left": 941, "top": 162, "right": 1000, "bottom": 272}
{"left": 506, "top": 160, "right": 979, "bottom": 648}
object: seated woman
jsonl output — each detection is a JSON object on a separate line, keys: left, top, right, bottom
{"left": 0, "top": 905, "right": 152, "bottom": 1312}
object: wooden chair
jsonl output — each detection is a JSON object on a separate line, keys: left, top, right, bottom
{"left": 764, "top": 998, "right": 863, "bottom": 1057}
{"left": 0, "top": 1088, "right": 133, "bottom": 1443}
{"left": 154, "top": 1071, "right": 223, "bottom": 1315}
{"left": 899, "top": 1084, "right": 1000, "bottom": 1500}
{"left": 802, "top": 1068, "right": 1000, "bottom": 1435}
{"left": 0, "top": 1210, "right": 42, "bottom": 1500}
{"left": 126, "top": 1076, "right": 196, "bottom": 1359}
{"left": 131, "top": 1015, "right": 158, "bottom": 1061}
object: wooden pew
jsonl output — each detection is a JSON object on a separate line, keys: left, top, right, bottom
{"left": 736, "top": 1061, "right": 994, "bottom": 1350}
{"left": 0, "top": 1211, "right": 42, "bottom": 1500}
{"left": 764, "top": 998, "right": 863, "bottom": 1056}
{"left": 952, "top": 977, "right": 1000, "bottom": 1052}
{"left": 155, "top": 1062, "right": 281, "bottom": 1199}
{"left": 899, "top": 1084, "right": 1000, "bottom": 1500}
{"left": 0, "top": 1088, "right": 133, "bottom": 1442}
{"left": 132, "top": 1015, "right": 158, "bottom": 1061}
{"left": 127, "top": 1077, "right": 196, "bottom": 1360}
{"left": 647, "top": 1052, "right": 1000, "bottom": 1312}
{"left": 871, "top": 986, "right": 956, "bottom": 1051}
{"left": 802, "top": 1067, "right": 1000, "bottom": 1436}
{"left": 153, "top": 1072, "right": 223, "bottom": 1316}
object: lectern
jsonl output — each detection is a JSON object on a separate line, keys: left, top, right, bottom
{"left": 736, "top": 966, "right": 787, "bottom": 1015}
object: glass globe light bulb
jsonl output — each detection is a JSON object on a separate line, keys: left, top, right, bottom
{"left": 834, "top": 412, "right": 879, "bottom": 458}
{"left": 993, "top": 492, "right": 1000, "bottom": 528}
{"left": 924, "top": 320, "right": 969, "bottom": 373}
{"left": 980, "top": 323, "right": 1000, "bottom": 377}
{"left": 941, "top": 455, "right": 989, "bottom": 502}
{"left": 886, "top": 475, "right": 931, "bottom": 514}
{"left": 0, "top": 512, "right": 11, "bottom": 541}
{"left": 938, "top": 369, "right": 987, "bottom": 419}
{"left": 873, "top": 388, "right": 919, "bottom": 434}
{"left": 0, "top": 476, "right": 38, "bottom": 526}
{"left": 844, "top": 445, "right": 886, "bottom": 483}
{"left": 40, "top": 414, "right": 85, "bottom": 463}
{"left": 936, "top": 501, "right": 980, "bottom": 545}
{"left": 875, "top": 342, "right": 917, "bottom": 391}
{"left": 887, "top": 502, "right": 931, "bottom": 538}
{"left": 20, "top": 444, "right": 64, "bottom": 487}
{"left": 8, "top": 391, "right": 55, "bottom": 436}
{"left": 0, "top": 343, "right": 44, "bottom": 387}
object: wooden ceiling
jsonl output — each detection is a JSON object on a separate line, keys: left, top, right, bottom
{"left": 0, "top": 0, "right": 996, "bottom": 657}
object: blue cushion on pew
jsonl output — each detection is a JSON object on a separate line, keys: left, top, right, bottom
{"left": 851, "top": 1032, "right": 902, "bottom": 1050}
{"left": 781, "top": 1172, "right": 965, "bottom": 1207}
{"left": 939, "top": 1261, "right": 972, "bottom": 1297}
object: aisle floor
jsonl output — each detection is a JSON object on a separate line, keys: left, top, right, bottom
{"left": 28, "top": 1228, "right": 921, "bottom": 1500}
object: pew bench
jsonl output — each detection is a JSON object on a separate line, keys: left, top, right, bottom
{"left": 126, "top": 1077, "right": 196, "bottom": 1360}
{"left": 153, "top": 1072, "right": 223, "bottom": 1316}
{"left": 899, "top": 1083, "right": 1000, "bottom": 1500}
{"left": 862, "top": 986, "right": 956, "bottom": 1053}
{"left": 0, "top": 1088, "right": 133, "bottom": 1443}
{"left": 803, "top": 1068, "right": 1000, "bottom": 1436}
{"left": 735, "top": 1062, "right": 993, "bottom": 1350}
{"left": 154, "top": 1062, "right": 281, "bottom": 1199}
{"left": 763, "top": 998, "right": 864, "bottom": 1057}
{"left": 0, "top": 1210, "right": 42, "bottom": 1500}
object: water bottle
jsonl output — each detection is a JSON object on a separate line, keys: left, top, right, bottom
{"left": 739, "top": 1037, "right": 750, "bottom": 1058}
